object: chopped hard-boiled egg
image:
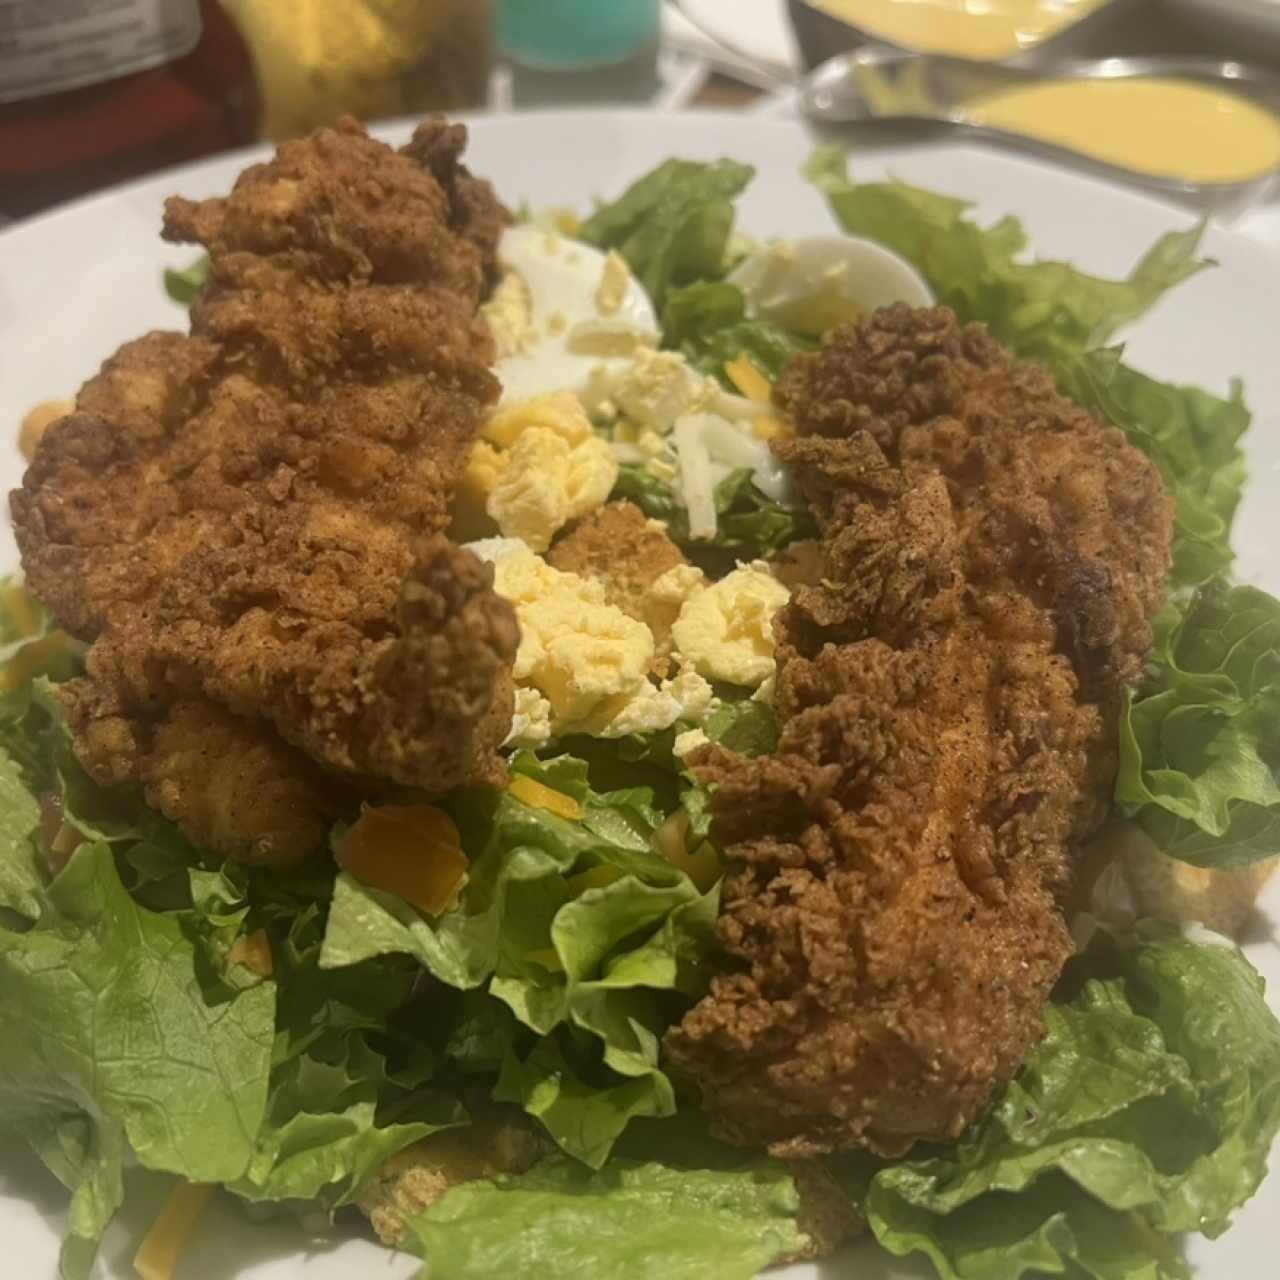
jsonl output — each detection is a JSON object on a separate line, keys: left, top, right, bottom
{"left": 508, "top": 685, "right": 553, "bottom": 749}
{"left": 485, "top": 225, "right": 658, "bottom": 404}
{"left": 671, "top": 562, "right": 790, "bottom": 688}
{"left": 590, "top": 345, "right": 794, "bottom": 540}
{"left": 488, "top": 542, "right": 655, "bottom": 724}
{"left": 673, "top": 727, "right": 710, "bottom": 760}
{"left": 462, "top": 392, "right": 617, "bottom": 551}
{"left": 466, "top": 538, "right": 717, "bottom": 744}
{"left": 729, "top": 235, "right": 932, "bottom": 337}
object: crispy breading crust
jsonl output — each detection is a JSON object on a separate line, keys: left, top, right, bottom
{"left": 547, "top": 500, "right": 689, "bottom": 674}
{"left": 665, "top": 306, "right": 1174, "bottom": 1158}
{"left": 11, "top": 119, "right": 518, "bottom": 863}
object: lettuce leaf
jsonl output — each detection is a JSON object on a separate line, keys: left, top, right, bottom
{"left": 703, "top": 695, "right": 778, "bottom": 758}
{"left": 321, "top": 752, "right": 721, "bottom": 1166}
{"left": 578, "top": 159, "right": 754, "bottom": 309}
{"left": 223, "top": 868, "right": 462, "bottom": 1210}
{"left": 661, "top": 280, "right": 814, "bottom": 384}
{"left": 611, "top": 463, "right": 814, "bottom": 560}
{"left": 0, "top": 843, "right": 275, "bottom": 1279}
{"left": 407, "top": 1152, "right": 807, "bottom": 1280}
{"left": 163, "top": 254, "right": 209, "bottom": 305}
{"left": 805, "top": 147, "right": 1208, "bottom": 367}
{"left": 1117, "top": 579, "right": 1280, "bottom": 866}
{"left": 0, "top": 745, "right": 47, "bottom": 920}
{"left": 855, "top": 923, "right": 1280, "bottom": 1279}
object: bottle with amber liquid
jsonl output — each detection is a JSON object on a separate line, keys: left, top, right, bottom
{"left": 0, "top": 0, "right": 258, "bottom": 222}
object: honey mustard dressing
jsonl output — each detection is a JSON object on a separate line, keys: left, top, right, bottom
{"left": 966, "top": 78, "right": 1280, "bottom": 184}
{"left": 811, "top": 0, "right": 1107, "bottom": 61}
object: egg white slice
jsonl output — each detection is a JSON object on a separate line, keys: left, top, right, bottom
{"left": 729, "top": 235, "right": 932, "bottom": 337}
{"left": 491, "top": 225, "right": 659, "bottom": 405}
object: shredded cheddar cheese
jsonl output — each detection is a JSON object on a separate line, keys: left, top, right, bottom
{"left": 507, "top": 774, "right": 583, "bottom": 820}
{"left": 227, "top": 929, "right": 274, "bottom": 978}
{"left": 724, "top": 354, "right": 772, "bottom": 404}
{"left": 336, "top": 805, "right": 469, "bottom": 917}
{"left": 133, "top": 1180, "right": 215, "bottom": 1280}
{"left": 725, "top": 354, "right": 791, "bottom": 441}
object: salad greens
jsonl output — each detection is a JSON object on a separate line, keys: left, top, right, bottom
{"left": 162, "top": 255, "right": 210, "bottom": 306}
{"left": 407, "top": 1152, "right": 807, "bottom": 1280}
{"left": 0, "top": 842, "right": 275, "bottom": 1279}
{"left": 578, "top": 158, "right": 754, "bottom": 310}
{"left": 13, "top": 145, "right": 1280, "bottom": 1280}
{"left": 661, "top": 280, "right": 815, "bottom": 384}
{"left": 804, "top": 147, "right": 1209, "bottom": 371}
{"left": 855, "top": 922, "right": 1280, "bottom": 1280}
{"left": 612, "top": 461, "right": 815, "bottom": 562}
{"left": 1117, "top": 580, "right": 1280, "bottom": 867}
{"left": 323, "top": 750, "right": 720, "bottom": 1170}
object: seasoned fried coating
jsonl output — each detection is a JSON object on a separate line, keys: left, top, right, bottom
{"left": 548, "top": 502, "right": 685, "bottom": 611}
{"left": 665, "top": 306, "right": 1173, "bottom": 1158}
{"left": 548, "top": 501, "right": 690, "bottom": 673}
{"left": 11, "top": 119, "right": 519, "bottom": 864}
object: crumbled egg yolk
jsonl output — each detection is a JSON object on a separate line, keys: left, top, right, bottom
{"left": 671, "top": 563, "right": 790, "bottom": 688}
{"left": 595, "top": 250, "right": 631, "bottom": 316}
{"left": 493, "top": 545, "right": 654, "bottom": 724}
{"left": 467, "top": 538, "right": 722, "bottom": 746}
{"left": 464, "top": 392, "right": 617, "bottom": 552}
{"left": 482, "top": 271, "right": 535, "bottom": 359}
{"left": 594, "top": 347, "right": 714, "bottom": 436}
{"left": 641, "top": 562, "right": 707, "bottom": 660}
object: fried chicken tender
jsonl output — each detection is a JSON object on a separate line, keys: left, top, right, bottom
{"left": 665, "top": 305, "right": 1173, "bottom": 1158}
{"left": 11, "top": 119, "right": 519, "bottom": 864}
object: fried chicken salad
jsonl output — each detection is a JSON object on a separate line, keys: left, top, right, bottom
{"left": 2, "top": 121, "right": 1278, "bottom": 1280}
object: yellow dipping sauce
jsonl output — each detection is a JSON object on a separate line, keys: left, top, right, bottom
{"left": 812, "top": 0, "right": 1106, "bottom": 61}
{"left": 966, "top": 78, "right": 1280, "bottom": 183}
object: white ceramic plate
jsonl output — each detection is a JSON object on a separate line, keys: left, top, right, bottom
{"left": 0, "top": 109, "right": 1277, "bottom": 1279}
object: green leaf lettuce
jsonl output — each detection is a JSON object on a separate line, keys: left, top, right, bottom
{"left": 407, "top": 1152, "right": 807, "bottom": 1280}
{"left": 1117, "top": 578, "right": 1280, "bottom": 867}
{"left": 578, "top": 159, "right": 754, "bottom": 309}
{"left": 0, "top": 843, "right": 275, "bottom": 1278}
{"left": 856, "top": 923, "right": 1280, "bottom": 1280}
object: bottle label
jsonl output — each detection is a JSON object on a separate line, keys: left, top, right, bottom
{"left": 0, "top": 0, "right": 203, "bottom": 104}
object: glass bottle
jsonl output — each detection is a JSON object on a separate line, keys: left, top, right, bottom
{"left": 0, "top": 0, "right": 258, "bottom": 221}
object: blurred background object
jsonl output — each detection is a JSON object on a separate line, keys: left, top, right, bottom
{"left": 222, "top": 0, "right": 491, "bottom": 141}
{"left": 494, "top": 0, "right": 667, "bottom": 106}
{"left": 0, "top": 0, "right": 257, "bottom": 221}
{"left": 498, "top": 0, "right": 660, "bottom": 68}
{"left": 9, "top": 0, "right": 1280, "bottom": 227}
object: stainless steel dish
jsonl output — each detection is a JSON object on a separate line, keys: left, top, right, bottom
{"left": 799, "top": 45, "right": 1280, "bottom": 212}
{"left": 786, "top": 0, "right": 1160, "bottom": 70}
